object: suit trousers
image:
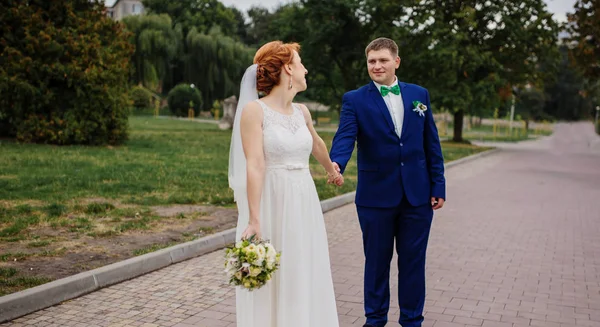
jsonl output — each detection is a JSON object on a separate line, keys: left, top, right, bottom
{"left": 357, "top": 196, "right": 434, "bottom": 327}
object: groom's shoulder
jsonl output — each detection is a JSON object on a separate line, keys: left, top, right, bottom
{"left": 401, "top": 82, "right": 429, "bottom": 95}
{"left": 343, "top": 83, "right": 371, "bottom": 99}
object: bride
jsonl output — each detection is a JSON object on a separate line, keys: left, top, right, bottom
{"left": 228, "top": 41, "right": 342, "bottom": 327}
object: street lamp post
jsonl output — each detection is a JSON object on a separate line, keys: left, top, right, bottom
{"left": 509, "top": 94, "right": 515, "bottom": 136}
{"left": 594, "top": 106, "right": 600, "bottom": 134}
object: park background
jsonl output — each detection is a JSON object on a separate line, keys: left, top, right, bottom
{"left": 0, "top": 0, "right": 599, "bottom": 296}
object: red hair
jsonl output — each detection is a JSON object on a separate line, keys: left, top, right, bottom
{"left": 254, "top": 41, "right": 300, "bottom": 95}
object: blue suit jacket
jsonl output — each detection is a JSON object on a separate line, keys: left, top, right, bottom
{"left": 330, "top": 81, "right": 446, "bottom": 208}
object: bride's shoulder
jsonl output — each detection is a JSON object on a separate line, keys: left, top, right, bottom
{"left": 293, "top": 102, "right": 310, "bottom": 117}
{"left": 293, "top": 102, "right": 309, "bottom": 113}
{"left": 241, "top": 100, "right": 264, "bottom": 122}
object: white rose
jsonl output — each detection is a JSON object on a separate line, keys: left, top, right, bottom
{"left": 245, "top": 244, "right": 257, "bottom": 254}
{"left": 253, "top": 245, "right": 266, "bottom": 265}
{"left": 266, "top": 251, "right": 277, "bottom": 264}
{"left": 235, "top": 241, "right": 243, "bottom": 248}
{"left": 256, "top": 244, "right": 266, "bottom": 259}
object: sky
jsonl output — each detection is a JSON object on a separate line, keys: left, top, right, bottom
{"left": 105, "top": 0, "right": 577, "bottom": 23}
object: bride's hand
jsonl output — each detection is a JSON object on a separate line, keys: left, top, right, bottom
{"left": 241, "top": 221, "right": 261, "bottom": 240}
{"left": 326, "top": 170, "right": 344, "bottom": 186}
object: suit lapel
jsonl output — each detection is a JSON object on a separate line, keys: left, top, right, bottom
{"left": 368, "top": 82, "right": 395, "bottom": 133}
{"left": 399, "top": 82, "right": 411, "bottom": 139}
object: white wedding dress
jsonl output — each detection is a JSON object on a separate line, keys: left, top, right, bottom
{"left": 234, "top": 99, "right": 340, "bottom": 327}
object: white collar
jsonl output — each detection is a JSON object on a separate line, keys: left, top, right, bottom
{"left": 373, "top": 76, "right": 399, "bottom": 90}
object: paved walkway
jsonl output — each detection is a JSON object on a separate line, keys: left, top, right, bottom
{"left": 3, "top": 123, "right": 600, "bottom": 327}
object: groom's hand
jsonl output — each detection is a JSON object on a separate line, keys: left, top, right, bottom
{"left": 332, "top": 162, "right": 341, "bottom": 174}
{"left": 431, "top": 197, "right": 445, "bottom": 210}
{"left": 327, "top": 162, "right": 344, "bottom": 186}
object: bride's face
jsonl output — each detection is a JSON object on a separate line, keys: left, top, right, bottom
{"left": 288, "top": 51, "right": 308, "bottom": 92}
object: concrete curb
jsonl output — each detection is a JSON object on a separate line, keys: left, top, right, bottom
{"left": 0, "top": 228, "right": 235, "bottom": 323}
{"left": 0, "top": 147, "right": 500, "bottom": 322}
{"left": 444, "top": 147, "right": 501, "bottom": 170}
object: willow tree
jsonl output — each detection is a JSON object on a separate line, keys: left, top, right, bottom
{"left": 122, "top": 14, "right": 181, "bottom": 92}
{"left": 185, "top": 27, "right": 254, "bottom": 110}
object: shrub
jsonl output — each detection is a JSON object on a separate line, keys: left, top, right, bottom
{"left": 167, "top": 84, "right": 203, "bottom": 117}
{"left": 0, "top": 0, "right": 134, "bottom": 145}
{"left": 130, "top": 86, "right": 154, "bottom": 110}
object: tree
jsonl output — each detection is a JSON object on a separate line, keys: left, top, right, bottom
{"left": 245, "top": 5, "right": 300, "bottom": 47}
{"left": 568, "top": 0, "right": 600, "bottom": 80}
{"left": 142, "top": 0, "right": 241, "bottom": 39}
{"left": 245, "top": 6, "right": 274, "bottom": 47}
{"left": 122, "top": 14, "right": 181, "bottom": 92}
{"left": 270, "top": 0, "right": 410, "bottom": 110}
{"left": 516, "top": 87, "right": 547, "bottom": 129}
{"left": 229, "top": 6, "right": 249, "bottom": 43}
{"left": 567, "top": 0, "right": 600, "bottom": 117}
{"left": 405, "top": 0, "right": 559, "bottom": 142}
{"left": 185, "top": 27, "right": 254, "bottom": 110}
{"left": 0, "top": 0, "right": 133, "bottom": 145}
{"left": 543, "top": 46, "right": 594, "bottom": 121}
{"left": 405, "top": 2, "right": 502, "bottom": 142}
{"left": 138, "top": 0, "right": 252, "bottom": 98}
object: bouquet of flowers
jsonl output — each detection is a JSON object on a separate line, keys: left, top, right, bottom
{"left": 224, "top": 235, "right": 281, "bottom": 291}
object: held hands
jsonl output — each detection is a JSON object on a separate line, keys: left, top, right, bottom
{"left": 326, "top": 162, "right": 344, "bottom": 186}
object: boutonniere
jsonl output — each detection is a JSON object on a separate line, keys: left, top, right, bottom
{"left": 412, "top": 101, "right": 427, "bottom": 117}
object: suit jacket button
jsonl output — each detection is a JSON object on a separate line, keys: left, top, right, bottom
{"left": 401, "top": 162, "right": 404, "bottom": 166}
{"left": 400, "top": 142, "right": 403, "bottom": 146}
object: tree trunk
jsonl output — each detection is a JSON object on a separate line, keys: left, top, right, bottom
{"left": 452, "top": 109, "right": 464, "bottom": 143}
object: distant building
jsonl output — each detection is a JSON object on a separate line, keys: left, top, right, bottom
{"left": 106, "top": 0, "right": 144, "bottom": 20}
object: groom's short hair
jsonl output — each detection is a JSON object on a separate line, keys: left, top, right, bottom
{"left": 365, "top": 38, "right": 399, "bottom": 58}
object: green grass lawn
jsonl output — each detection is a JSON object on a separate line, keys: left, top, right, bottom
{"left": 0, "top": 116, "right": 490, "bottom": 295}
{"left": 436, "top": 122, "right": 553, "bottom": 142}
{"left": 0, "top": 116, "right": 491, "bottom": 206}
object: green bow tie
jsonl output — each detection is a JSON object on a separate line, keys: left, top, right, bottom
{"left": 380, "top": 84, "right": 400, "bottom": 96}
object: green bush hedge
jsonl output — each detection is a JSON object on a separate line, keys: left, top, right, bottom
{"left": 167, "top": 84, "right": 203, "bottom": 117}
{"left": 130, "top": 86, "right": 154, "bottom": 111}
{"left": 0, "top": 0, "right": 133, "bottom": 145}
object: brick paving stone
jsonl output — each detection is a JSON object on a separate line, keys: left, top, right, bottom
{"left": 2, "top": 123, "right": 600, "bottom": 326}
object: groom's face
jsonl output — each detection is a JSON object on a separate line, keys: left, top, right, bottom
{"left": 366, "top": 49, "right": 400, "bottom": 86}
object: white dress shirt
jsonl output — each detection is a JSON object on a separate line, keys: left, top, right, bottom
{"left": 373, "top": 76, "right": 404, "bottom": 139}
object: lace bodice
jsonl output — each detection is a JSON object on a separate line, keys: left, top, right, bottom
{"left": 256, "top": 99, "right": 312, "bottom": 169}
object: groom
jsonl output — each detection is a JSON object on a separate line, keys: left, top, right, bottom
{"left": 329, "top": 37, "right": 446, "bottom": 327}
